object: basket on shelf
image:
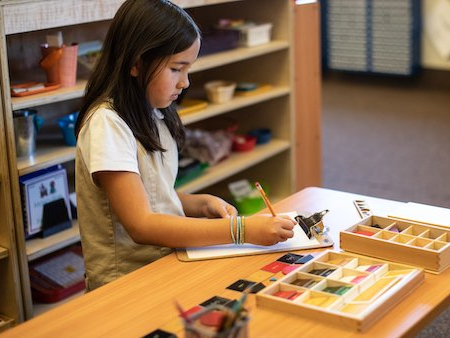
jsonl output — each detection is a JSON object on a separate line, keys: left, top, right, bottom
{"left": 204, "top": 80, "right": 236, "bottom": 104}
{"left": 238, "top": 23, "right": 273, "bottom": 47}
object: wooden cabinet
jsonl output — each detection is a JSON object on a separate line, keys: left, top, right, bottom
{"left": 0, "top": 0, "right": 320, "bottom": 323}
{"left": 0, "top": 70, "right": 24, "bottom": 330}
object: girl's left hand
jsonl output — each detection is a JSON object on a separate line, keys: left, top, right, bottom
{"left": 202, "top": 196, "right": 237, "bottom": 218}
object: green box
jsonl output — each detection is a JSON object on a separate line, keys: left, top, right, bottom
{"left": 233, "top": 194, "right": 266, "bottom": 216}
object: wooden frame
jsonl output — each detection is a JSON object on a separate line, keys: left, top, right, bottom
{"left": 0, "top": 52, "right": 24, "bottom": 329}
{"left": 340, "top": 215, "right": 450, "bottom": 274}
{"left": 256, "top": 250, "right": 424, "bottom": 332}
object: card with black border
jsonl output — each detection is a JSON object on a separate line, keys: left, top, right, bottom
{"left": 249, "top": 282, "right": 266, "bottom": 293}
{"left": 227, "top": 279, "right": 265, "bottom": 293}
{"left": 143, "top": 328, "right": 177, "bottom": 338}
{"left": 277, "top": 253, "right": 304, "bottom": 264}
{"left": 295, "top": 254, "right": 314, "bottom": 264}
{"left": 200, "top": 295, "right": 236, "bottom": 308}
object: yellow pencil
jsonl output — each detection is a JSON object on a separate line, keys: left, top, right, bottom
{"left": 255, "top": 182, "right": 277, "bottom": 217}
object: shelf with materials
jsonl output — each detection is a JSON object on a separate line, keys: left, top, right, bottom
{"left": 177, "top": 139, "right": 290, "bottom": 194}
{"left": 11, "top": 82, "right": 86, "bottom": 111}
{"left": 21, "top": 138, "right": 289, "bottom": 262}
{"left": 16, "top": 85, "right": 290, "bottom": 176}
{"left": 10, "top": 41, "right": 289, "bottom": 111}
{"left": 25, "top": 221, "right": 80, "bottom": 262}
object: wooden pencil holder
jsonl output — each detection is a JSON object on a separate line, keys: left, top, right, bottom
{"left": 183, "top": 304, "right": 249, "bottom": 338}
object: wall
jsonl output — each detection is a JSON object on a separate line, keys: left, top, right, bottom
{"left": 422, "top": 0, "right": 450, "bottom": 69}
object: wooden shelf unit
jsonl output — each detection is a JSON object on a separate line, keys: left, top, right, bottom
{"left": 0, "top": 66, "right": 24, "bottom": 329}
{"left": 0, "top": 0, "right": 321, "bottom": 324}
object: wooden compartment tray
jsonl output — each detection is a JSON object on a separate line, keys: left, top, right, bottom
{"left": 340, "top": 215, "right": 450, "bottom": 273}
{"left": 256, "top": 250, "right": 423, "bottom": 332}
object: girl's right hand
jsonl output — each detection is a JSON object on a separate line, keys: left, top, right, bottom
{"left": 245, "top": 215, "right": 296, "bottom": 246}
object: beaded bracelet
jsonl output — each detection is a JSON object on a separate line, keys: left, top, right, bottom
{"left": 236, "top": 216, "right": 241, "bottom": 245}
{"left": 240, "top": 215, "right": 245, "bottom": 244}
{"left": 230, "top": 215, "right": 245, "bottom": 245}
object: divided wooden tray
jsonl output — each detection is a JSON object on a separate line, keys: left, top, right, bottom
{"left": 340, "top": 215, "right": 450, "bottom": 273}
{"left": 256, "top": 250, "right": 424, "bottom": 332}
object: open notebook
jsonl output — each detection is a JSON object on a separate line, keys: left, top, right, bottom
{"left": 176, "top": 212, "right": 333, "bottom": 261}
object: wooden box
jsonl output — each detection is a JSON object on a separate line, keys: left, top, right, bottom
{"left": 256, "top": 250, "right": 423, "bottom": 332}
{"left": 340, "top": 215, "right": 450, "bottom": 273}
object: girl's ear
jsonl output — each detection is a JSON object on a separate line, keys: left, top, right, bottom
{"left": 130, "top": 64, "right": 139, "bottom": 77}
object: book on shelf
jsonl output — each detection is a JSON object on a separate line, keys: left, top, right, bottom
{"left": 19, "top": 165, "right": 72, "bottom": 238}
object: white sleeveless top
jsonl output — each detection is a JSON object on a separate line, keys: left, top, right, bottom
{"left": 75, "top": 104, "right": 184, "bottom": 290}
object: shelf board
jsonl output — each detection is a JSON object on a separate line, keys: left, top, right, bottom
{"left": 33, "top": 290, "right": 85, "bottom": 318}
{"left": 3, "top": 0, "right": 242, "bottom": 35}
{"left": 190, "top": 40, "right": 290, "bottom": 73}
{"left": 16, "top": 86, "right": 289, "bottom": 175}
{"left": 26, "top": 221, "right": 80, "bottom": 261}
{"left": 11, "top": 81, "right": 87, "bottom": 111}
{"left": 17, "top": 146, "right": 76, "bottom": 176}
{"left": 181, "top": 85, "right": 289, "bottom": 125}
{"left": 0, "top": 247, "right": 8, "bottom": 260}
{"left": 0, "top": 315, "right": 14, "bottom": 332}
{"left": 10, "top": 41, "right": 289, "bottom": 110}
{"left": 176, "top": 0, "right": 243, "bottom": 9}
{"left": 177, "top": 139, "right": 290, "bottom": 193}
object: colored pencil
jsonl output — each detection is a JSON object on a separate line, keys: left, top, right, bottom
{"left": 255, "top": 182, "right": 277, "bottom": 216}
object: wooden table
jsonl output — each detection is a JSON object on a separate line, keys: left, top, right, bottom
{"left": 2, "top": 187, "right": 450, "bottom": 338}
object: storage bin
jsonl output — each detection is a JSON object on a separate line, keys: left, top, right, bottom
{"left": 199, "top": 28, "right": 240, "bottom": 56}
{"left": 58, "top": 112, "right": 78, "bottom": 146}
{"left": 232, "top": 134, "right": 256, "bottom": 152}
{"left": 204, "top": 80, "right": 236, "bottom": 104}
{"left": 238, "top": 23, "right": 273, "bottom": 47}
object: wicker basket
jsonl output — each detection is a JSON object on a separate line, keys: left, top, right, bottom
{"left": 239, "top": 23, "right": 272, "bottom": 47}
{"left": 204, "top": 80, "right": 236, "bottom": 104}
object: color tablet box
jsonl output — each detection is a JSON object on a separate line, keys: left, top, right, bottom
{"left": 340, "top": 215, "right": 450, "bottom": 273}
{"left": 256, "top": 250, "right": 424, "bottom": 332}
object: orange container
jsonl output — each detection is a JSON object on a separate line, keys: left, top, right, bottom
{"left": 40, "top": 44, "right": 78, "bottom": 87}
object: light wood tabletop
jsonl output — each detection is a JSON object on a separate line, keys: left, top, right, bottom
{"left": 2, "top": 187, "right": 450, "bottom": 338}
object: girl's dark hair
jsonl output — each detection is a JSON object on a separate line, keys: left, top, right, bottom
{"left": 75, "top": 0, "right": 200, "bottom": 152}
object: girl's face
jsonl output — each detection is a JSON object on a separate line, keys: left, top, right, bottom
{"left": 147, "top": 38, "right": 200, "bottom": 109}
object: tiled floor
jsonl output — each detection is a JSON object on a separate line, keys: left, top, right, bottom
{"left": 321, "top": 69, "right": 450, "bottom": 337}
{"left": 322, "top": 70, "right": 450, "bottom": 208}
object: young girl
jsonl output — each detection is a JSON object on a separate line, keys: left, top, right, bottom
{"left": 75, "top": 0, "right": 296, "bottom": 291}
